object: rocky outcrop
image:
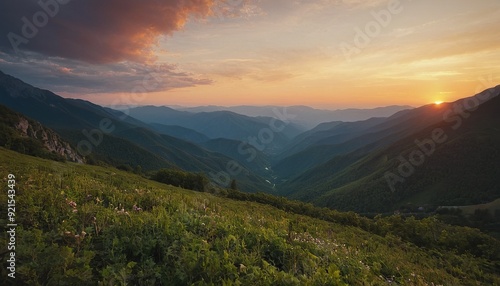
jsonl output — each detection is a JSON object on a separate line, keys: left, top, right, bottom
{"left": 14, "top": 117, "right": 84, "bottom": 163}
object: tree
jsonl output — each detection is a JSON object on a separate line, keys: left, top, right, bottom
{"left": 134, "top": 165, "right": 142, "bottom": 175}
{"left": 230, "top": 179, "right": 238, "bottom": 190}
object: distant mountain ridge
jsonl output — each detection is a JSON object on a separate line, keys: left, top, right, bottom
{"left": 171, "top": 104, "right": 413, "bottom": 129}
{"left": 127, "top": 106, "right": 304, "bottom": 154}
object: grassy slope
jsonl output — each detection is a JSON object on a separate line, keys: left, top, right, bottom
{"left": 283, "top": 95, "right": 500, "bottom": 212}
{"left": 1, "top": 148, "right": 499, "bottom": 285}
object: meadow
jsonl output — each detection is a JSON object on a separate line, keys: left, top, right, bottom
{"left": 1, "top": 148, "right": 499, "bottom": 285}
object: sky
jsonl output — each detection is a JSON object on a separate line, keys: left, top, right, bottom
{"left": 1, "top": 0, "right": 499, "bottom": 109}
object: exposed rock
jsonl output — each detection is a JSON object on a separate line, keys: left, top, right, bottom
{"left": 14, "top": 116, "right": 84, "bottom": 163}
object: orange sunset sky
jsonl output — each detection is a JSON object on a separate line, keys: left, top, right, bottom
{"left": 1, "top": 0, "right": 499, "bottom": 109}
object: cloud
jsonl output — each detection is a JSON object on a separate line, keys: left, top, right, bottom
{"left": 340, "top": 0, "right": 395, "bottom": 9}
{"left": 186, "top": 48, "right": 329, "bottom": 83}
{"left": 372, "top": 7, "right": 500, "bottom": 64}
{"left": 0, "top": 0, "right": 216, "bottom": 63}
{"left": 0, "top": 51, "right": 212, "bottom": 94}
{"left": 212, "top": 0, "right": 264, "bottom": 19}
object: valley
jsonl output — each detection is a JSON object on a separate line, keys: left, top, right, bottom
{"left": 1, "top": 70, "right": 500, "bottom": 284}
{"left": 3, "top": 70, "right": 499, "bottom": 215}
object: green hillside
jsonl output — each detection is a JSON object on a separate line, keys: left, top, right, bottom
{"left": 0, "top": 71, "right": 271, "bottom": 193}
{"left": 284, "top": 92, "right": 500, "bottom": 213}
{"left": 1, "top": 148, "right": 500, "bottom": 285}
{"left": 149, "top": 123, "right": 210, "bottom": 143}
{"left": 201, "top": 138, "right": 272, "bottom": 177}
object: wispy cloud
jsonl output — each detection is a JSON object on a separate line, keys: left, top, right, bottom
{"left": 0, "top": 52, "right": 212, "bottom": 94}
{"left": 187, "top": 48, "right": 330, "bottom": 83}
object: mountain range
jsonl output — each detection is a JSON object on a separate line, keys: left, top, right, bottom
{"left": 167, "top": 104, "right": 414, "bottom": 129}
{"left": 1, "top": 69, "right": 499, "bottom": 214}
{"left": 0, "top": 70, "right": 273, "bottom": 193}
{"left": 276, "top": 88, "right": 500, "bottom": 212}
{"left": 126, "top": 105, "right": 304, "bottom": 154}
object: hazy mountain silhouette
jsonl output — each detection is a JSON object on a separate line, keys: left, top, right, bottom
{"left": 174, "top": 105, "right": 413, "bottom": 129}
{"left": 128, "top": 106, "right": 304, "bottom": 153}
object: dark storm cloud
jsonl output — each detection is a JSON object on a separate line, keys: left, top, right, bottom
{"left": 0, "top": 0, "right": 215, "bottom": 63}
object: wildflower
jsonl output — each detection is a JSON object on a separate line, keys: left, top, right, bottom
{"left": 66, "top": 199, "right": 77, "bottom": 209}
{"left": 116, "top": 208, "right": 130, "bottom": 216}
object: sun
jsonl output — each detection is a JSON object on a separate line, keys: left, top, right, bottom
{"left": 434, "top": 101, "right": 444, "bottom": 105}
